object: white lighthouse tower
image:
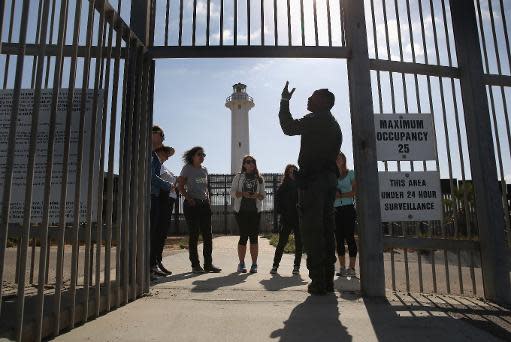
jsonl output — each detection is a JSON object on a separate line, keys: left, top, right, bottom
{"left": 225, "top": 83, "right": 255, "bottom": 174}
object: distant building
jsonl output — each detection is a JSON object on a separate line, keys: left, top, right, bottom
{"left": 225, "top": 83, "right": 255, "bottom": 174}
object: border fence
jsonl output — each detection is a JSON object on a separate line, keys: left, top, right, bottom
{"left": 1, "top": 0, "right": 151, "bottom": 340}
{"left": 2, "top": 0, "right": 511, "bottom": 341}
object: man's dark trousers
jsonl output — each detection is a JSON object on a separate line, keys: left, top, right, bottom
{"left": 298, "top": 171, "right": 337, "bottom": 291}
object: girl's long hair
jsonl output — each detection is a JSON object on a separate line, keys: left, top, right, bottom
{"left": 337, "top": 152, "right": 348, "bottom": 175}
{"left": 282, "top": 164, "right": 297, "bottom": 184}
{"left": 240, "top": 155, "right": 263, "bottom": 184}
{"left": 183, "top": 146, "right": 204, "bottom": 165}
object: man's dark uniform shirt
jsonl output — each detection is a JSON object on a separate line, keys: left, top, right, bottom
{"left": 279, "top": 100, "right": 342, "bottom": 178}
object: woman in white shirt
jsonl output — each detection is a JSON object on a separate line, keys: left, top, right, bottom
{"left": 230, "top": 155, "right": 266, "bottom": 274}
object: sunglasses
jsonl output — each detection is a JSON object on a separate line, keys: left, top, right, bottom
{"left": 244, "top": 159, "right": 255, "bottom": 165}
{"left": 197, "top": 152, "right": 206, "bottom": 157}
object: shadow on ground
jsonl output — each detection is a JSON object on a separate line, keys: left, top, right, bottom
{"left": 259, "top": 274, "right": 308, "bottom": 291}
{"left": 363, "top": 294, "right": 511, "bottom": 342}
{"left": 270, "top": 294, "right": 352, "bottom": 342}
{"left": 190, "top": 272, "right": 251, "bottom": 292}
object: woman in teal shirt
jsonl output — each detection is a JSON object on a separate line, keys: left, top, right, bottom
{"left": 334, "top": 152, "right": 357, "bottom": 277}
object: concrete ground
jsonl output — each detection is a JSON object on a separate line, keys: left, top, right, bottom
{"left": 52, "top": 236, "right": 511, "bottom": 342}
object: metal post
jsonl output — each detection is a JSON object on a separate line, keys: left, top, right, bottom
{"left": 272, "top": 175, "right": 278, "bottom": 233}
{"left": 344, "top": 0, "right": 385, "bottom": 297}
{"left": 449, "top": 0, "right": 511, "bottom": 304}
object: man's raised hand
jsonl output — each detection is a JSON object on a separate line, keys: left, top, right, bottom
{"left": 282, "top": 81, "right": 296, "bottom": 100}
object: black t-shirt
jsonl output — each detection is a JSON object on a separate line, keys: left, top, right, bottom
{"left": 240, "top": 173, "right": 258, "bottom": 212}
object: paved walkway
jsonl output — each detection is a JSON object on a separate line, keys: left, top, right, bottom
{"left": 54, "top": 236, "right": 511, "bottom": 341}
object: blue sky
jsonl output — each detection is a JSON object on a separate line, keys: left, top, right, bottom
{"left": 153, "top": 57, "right": 351, "bottom": 174}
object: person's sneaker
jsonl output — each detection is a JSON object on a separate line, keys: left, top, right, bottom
{"left": 158, "top": 262, "right": 172, "bottom": 276}
{"left": 204, "top": 264, "right": 222, "bottom": 273}
{"left": 192, "top": 265, "right": 205, "bottom": 274}
{"left": 292, "top": 265, "right": 300, "bottom": 275}
{"left": 150, "top": 273, "right": 160, "bottom": 282}
{"left": 151, "top": 266, "right": 167, "bottom": 277}
{"left": 346, "top": 268, "right": 356, "bottom": 277}
{"left": 238, "top": 262, "right": 247, "bottom": 273}
{"left": 249, "top": 264, "right": 258, "bottom": 274}
{"left": 270, "top": 266, "right": 278, "bottom": 275}
{"left": 336, "top": 267, "right": 347, "bottom": 277}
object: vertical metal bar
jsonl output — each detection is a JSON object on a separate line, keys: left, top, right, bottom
{"left": 206, "top": 0, "right": 211, "bottom": 46}
{"left": 261, "top": 0, "right": 264, "bottom": 45}
{"left": 340, "top": 0, "right": 346, "bottom": 46}
{"left": 300, "top": 0, "right": 304, "bottom": 46}
{"left": 123, "top": 39, "right": 137, "bottom": 305}
{"left": 44, "top": 0, "right": 57, "bottom": 89}
{"left": 381, "top": 0, "right": 397, "bottom": 290}
{"left": 2, "top": 0, "right": 16, "bottom": 88}
{"left": 327, "top": 0, "right": 332, "bottom": 47}
{"left": 429, "top": 0, "right": 453, "bottom": 294}
{"left": 178, "top": 0, "right": 183, "bottom": 46}
{"left": 105, "top": 22, "right": 123, "bottom": 313}
{"left": 440, "top": 0, "right": 467, "bottom": 295}
{"left": 501, "top": 0, "right": 511, "bottom": 80}
{"left": 450, "top": 0, "right": 511, "bottom": 304}
{"left": 287, "top": 0, "right": 291, "bottom": 46}
{"left": 0, "top": 0, "right": 5, "bottom": 54}
{"left": 95, "top": 6, "right": 114, "bottom": 319}
{"left": 220, "top": 0, "right": 224, "bottom": 45}
{"left": 193, "top": 0, "right": 197, "bottom": 46}
{"left": 130, "top": 47, "right": 143, "bottom": 300}
{"left": 115, "top": 36, "right": 130, "bottom": 309}
{"left": 35, "top": 0, "right": 71, "bottom": 336}
{"left": 70, "top": 0, "right": 95, "bottom": 327}
{"left": 247, "top": 0, "right": 251, "bottom": 46}
{"left": 0, "top": 0, "right": 45, "bottom": 337}
{"left": 406, "top": 0, "right": 424, "bottom": 293}
{"left": 234, "top": 0, "right": 237, "bottom": 45}
{"left": 54, "top": 0, "right": 82, "bottom": 333}
{"left": 369, "top": 0, "right": 382, "bottom": 111}
{"left": 83, "top": 0, "right": 104, "bottom": 321}
{"left": 313, "top": 0, "right": 318, "bottom": 46}
{"left": 345, "top": 0, "right": 385, "bottom": 297}
{"left": 31, "top": 0, "right": 44, "bottom": 88}
{"left": 145, "top": 60, "right": 156, "bottom": 292}
{"left": 273, "top": 0, "right": 277, "bottom": 46}
{"left": 429, "top": 0, "right": 440, "bottom": 65}
{"left": 164, "top": 0, "right": 170, "bottom": 46}
{"left": 136, "top": 55, "right": 150, "bottom": 297}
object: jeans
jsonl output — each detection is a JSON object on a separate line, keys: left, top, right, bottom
{"left": 273, "top": 218, "right": 303, "bottom": 267}
{"left": 183, "top": 199, "right": 213, "bottom": 268}
{"left": 156, "top": 196, "right": 175, "bottom": 263}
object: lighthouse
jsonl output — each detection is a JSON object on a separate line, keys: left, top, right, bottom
{"left": 225, "top": 83, "right": 255, "bottom": 174}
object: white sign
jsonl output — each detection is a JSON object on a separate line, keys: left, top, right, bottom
{"left": 379, "top": 171, "right": 443, "bottom": 222}
{"left": 375, "top": 114, "right": 437, "bottom": 161}
{"left": 0, "top": 89, "right": 103, "bottom": 224}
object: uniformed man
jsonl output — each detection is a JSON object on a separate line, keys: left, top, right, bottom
{"left": 279, "top": 82, "right": 342, "bottom": 295}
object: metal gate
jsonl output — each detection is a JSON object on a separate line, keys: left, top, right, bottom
{"left": 1, "top": 0, "right": 511, "bottom": 340}
{"left": 0, "top": 0, "right": 152, "bottom": 340}
{"left": 147, "top": 0, "right": 510, "bottom": 300}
